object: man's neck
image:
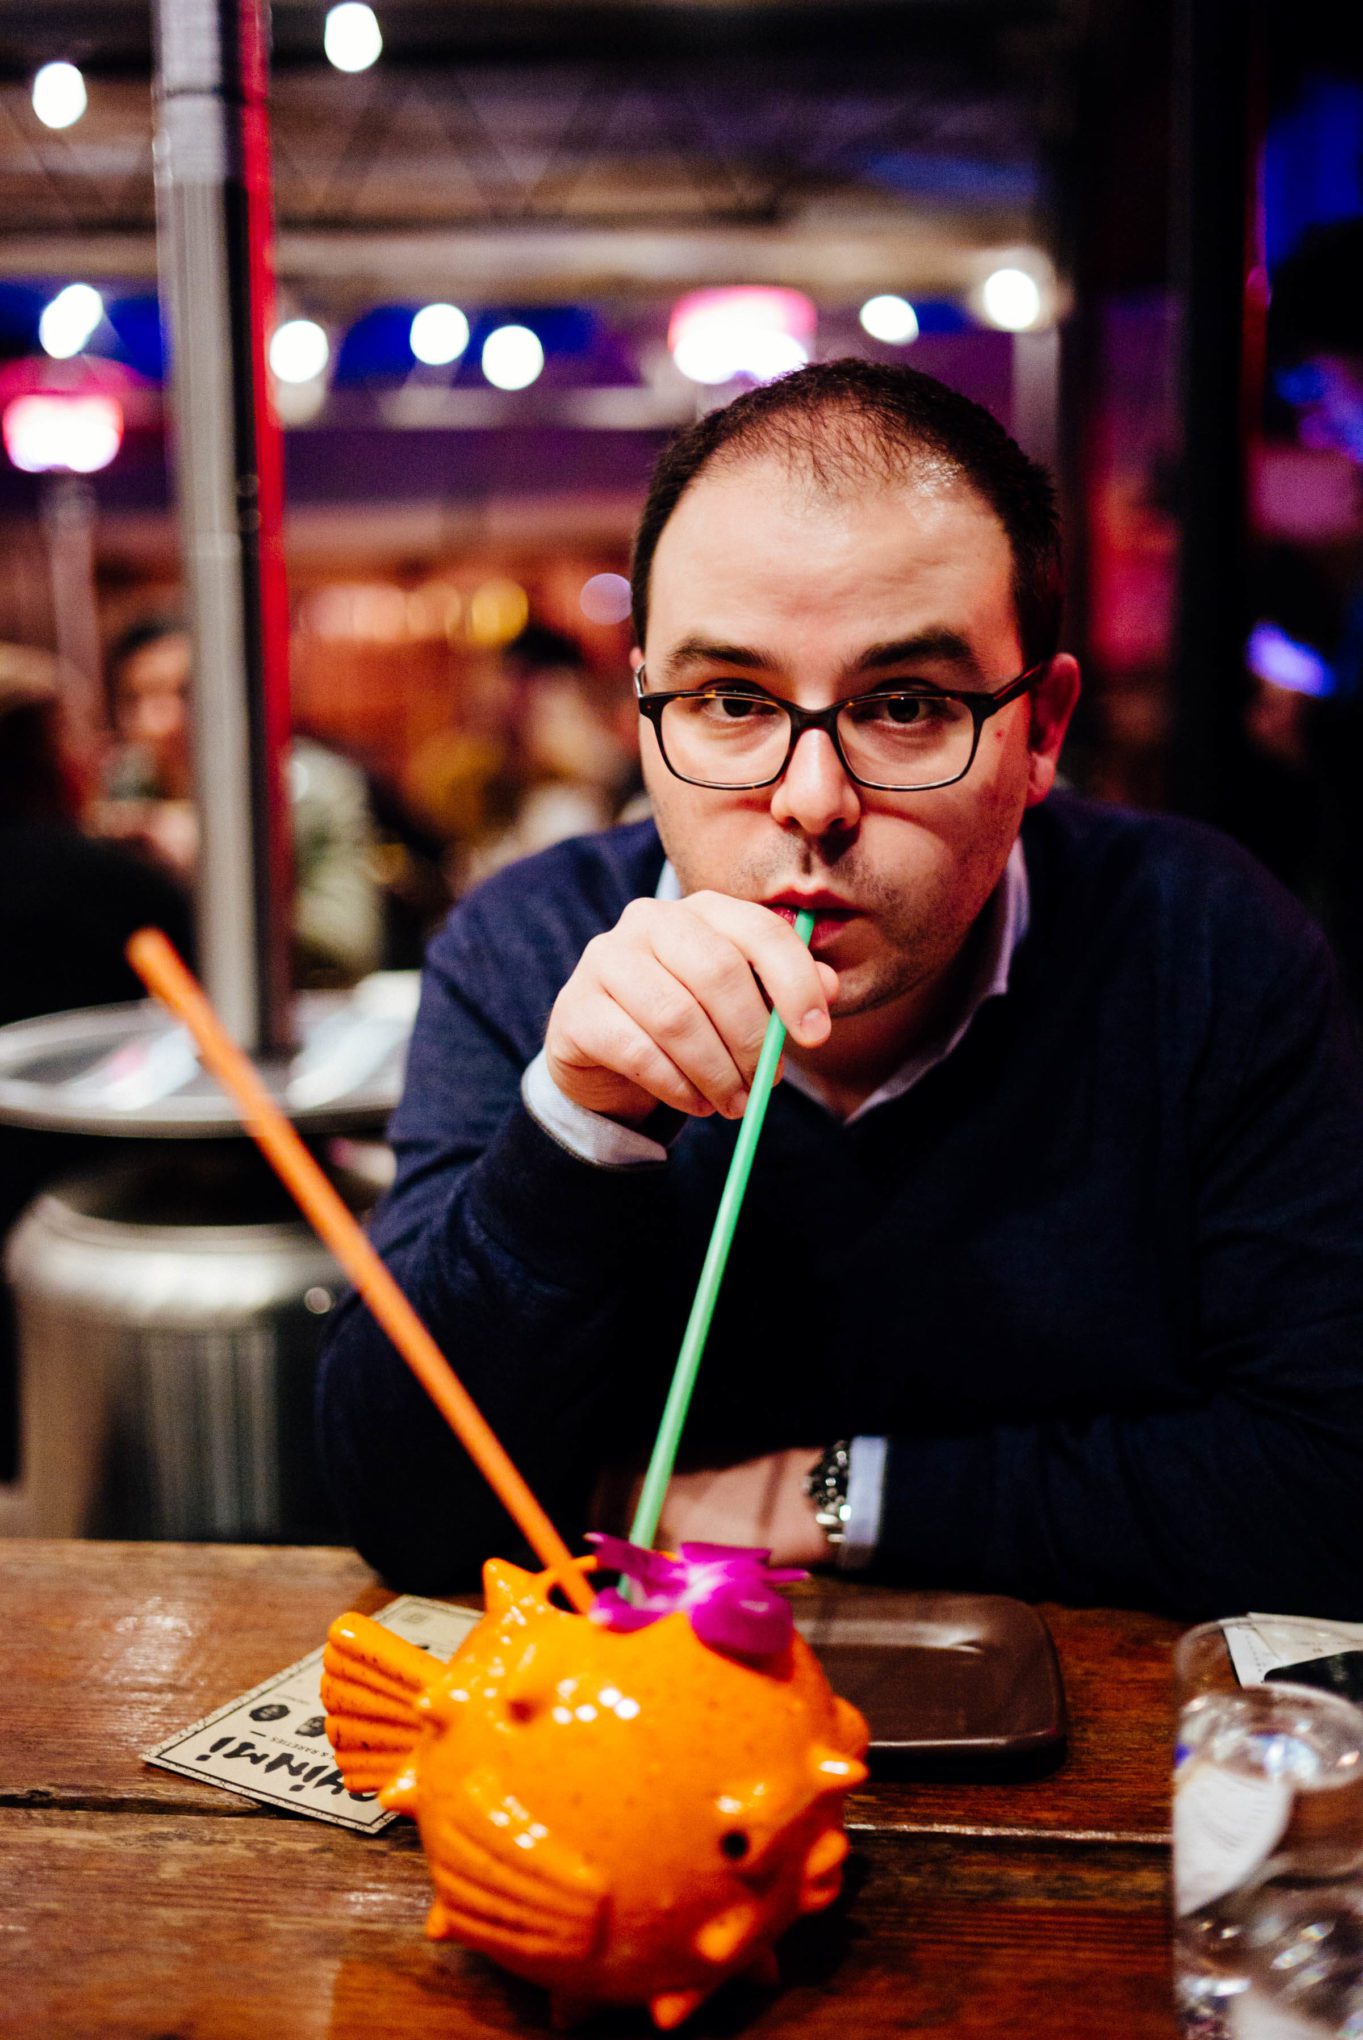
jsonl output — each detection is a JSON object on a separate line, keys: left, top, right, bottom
{"left": 784, "top": 927, "right": 984, "bottom": 1119}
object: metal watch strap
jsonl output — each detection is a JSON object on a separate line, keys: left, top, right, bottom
{"left": 806, "top": 1440, "right": 852, "bottom": 1546}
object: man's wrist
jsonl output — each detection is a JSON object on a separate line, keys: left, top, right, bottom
{"left": 806, "top": 1440, "right": 852, "bottom": 1547}
{"left": 521, "top": 1048, "right": 673, "bottom": 1167}
{"left": 805, "top": 1436, "right": 886, "bottom": 1572}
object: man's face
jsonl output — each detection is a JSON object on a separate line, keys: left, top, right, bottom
{"left": 640, "top": 453, "right": 1076, "bottom": 1020}
{"left": 114, "top": 631, "right": 192, "bottom": 796}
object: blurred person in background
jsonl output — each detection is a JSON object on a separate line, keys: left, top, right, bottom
{"left": 96, "top": 615, "right": 383, "bottom": 987}
{"left": 457, "top": 621, "right": 636, "bottom": 888}
{"left": 0, "top": 643, "right": 194, "bottom": 1479}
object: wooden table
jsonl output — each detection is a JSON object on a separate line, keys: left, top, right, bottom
{"left": 0, "top": 1542, "right": 1183, "bottom": 2037}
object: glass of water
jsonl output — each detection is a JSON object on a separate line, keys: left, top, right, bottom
{"left": 1174, "top": 1617, "right": 1363, "bottom": 2038}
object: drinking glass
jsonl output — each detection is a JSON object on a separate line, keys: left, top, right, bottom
{"left": 1174, "top": 1617, "right": 1363, "bottom": 2038}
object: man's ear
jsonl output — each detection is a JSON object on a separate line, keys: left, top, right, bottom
{"left": 1025, "top": 654, "right": 1081, "bottom": 807}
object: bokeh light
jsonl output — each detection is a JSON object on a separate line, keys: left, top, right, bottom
{"left": 859, "top": 295, "right": 919, "bottom": 345}
{"left": 579, "top": 573, "right": 633, "bottom": 626}
{"left": 481, "top": 325, "right": 544, "bottom": 391}
{"left": 669, "top": 288, "right": 815, "bottom": 387}
{"left": 324, "top": 3, "right": 383, "bottom": 72}
{"left": 468, "top": 578, "right": 530, "bottom": 646}
{"left": 32, "top": 61, "right": 87, "bottom": 130}
{"left": 39, "top": 284, "right": 104, "bottom": 360}
{"left": 1246, "top": 622, "right": 1333, "bottom": 699}
{"left": 269, "top": 318, "right": 330, "bottom": 384}
{"left": 980, "top": 268, "right": 1043, "bottom": 333}
{"left": 3, "top": 393, "right": 123, "bottom": 473}
{"left": 410, "top": 302, "right": 470, "bottom": 367}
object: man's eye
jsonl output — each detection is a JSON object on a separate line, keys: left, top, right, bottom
{"left": 699, "top": 692, "right": 778, "bottom": 722}
{"left": 850, "top": 694, "right": 945, "bottom": 728}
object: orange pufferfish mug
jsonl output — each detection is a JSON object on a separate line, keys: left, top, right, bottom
{"left": 321, "top": 1551, "right": 869, "bottom": 2029}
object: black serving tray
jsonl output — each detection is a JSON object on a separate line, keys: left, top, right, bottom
{"left": 794, "top": 1591, "right": 1067, "bottom": 1776}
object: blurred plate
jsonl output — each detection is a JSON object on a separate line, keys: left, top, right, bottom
{"left": 794, "top": 1590, "right": 1067, "bottom": 1773}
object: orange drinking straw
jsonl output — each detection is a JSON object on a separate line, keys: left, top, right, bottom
{"left": 125, "top": 928, "right": 594, "bottom": 1616}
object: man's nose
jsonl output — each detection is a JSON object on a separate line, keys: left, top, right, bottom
{"left": 767, "top": 727, "right": 862, "bottom": 836}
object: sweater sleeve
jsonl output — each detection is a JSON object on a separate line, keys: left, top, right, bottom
{"left": 873, "top": 924, "right": 1363, "bottom": 1620}
{"left": 316, "top": 888, "right": 671, "bottom": 1590}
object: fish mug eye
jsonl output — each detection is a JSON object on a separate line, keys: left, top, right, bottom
{"left": 507, "top": 1696, "right": 538, "bottom": 1725}
{"left": 720, "top": 1829, "right": 750, "bottom": 1861}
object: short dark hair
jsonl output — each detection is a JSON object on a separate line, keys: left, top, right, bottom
{"left": 630, "top": 358, "right": 1063, "bottom": 667}
{"left": 106, "top": 613, "right": 187, "bottom": 687}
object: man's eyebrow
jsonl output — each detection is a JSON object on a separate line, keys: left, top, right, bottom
{"left": 657, "top": 628, "right": 988, "bottom": 688}
{"left": 659, "top": 637, "right": 771, "bottom": 680}
{"left": 851, "top": 631, "right": 984, "bottom": 678}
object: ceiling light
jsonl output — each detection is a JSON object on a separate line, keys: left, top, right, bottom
{"left": 269, "top": 319, "right": 330, "bottom": 384}
{"left": 410, "top": 303, "right": 469, "bottom": 367}
{"left": 668, "top": 288, "right": 815, "bottom": 387}
{"left": 4, "top": 394, "right": 123, "bottom": 474}
{"left": 32, "top": 62, "right": 87, "bottom": 130}
{"left": 980, "top": 268, "right": 1043, "bottom": 333}
{"left": 38, "top": 284, "right": 104, "bottom": 360}
{"left": 481, "top": 325, "right": 543, "bottom": 392}
{"left": 859, "top": 295, "right": 919, "bottom": 345}
{"left": 324, "top": 4, "right": 383, "bottom": 73}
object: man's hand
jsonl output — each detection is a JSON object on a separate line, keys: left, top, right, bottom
{"left": 649, "top": 1448, "right": 830, "bottom": 1568}
{"left": 544, "top": 892, "right": 838, "bottom": 1127}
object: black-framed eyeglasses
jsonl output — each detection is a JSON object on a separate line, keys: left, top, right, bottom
{"left": 633, "top": 661, "right": 1048, "bottom": 793}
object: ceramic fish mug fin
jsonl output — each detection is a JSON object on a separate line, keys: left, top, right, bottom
{"left": 321, "top": 1610, "right": 441, "bottom": 1798}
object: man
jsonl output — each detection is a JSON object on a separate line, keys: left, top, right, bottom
{"left": 319, "top": 359, "right": 1363, "bottom": 1616}
{"left": 97, "top": 615, "right": 383, "bottom": 986}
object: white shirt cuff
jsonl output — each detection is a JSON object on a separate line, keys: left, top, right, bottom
{"left": 837, "top": 1434, "right": 887, "bottom": 1572}
{"left": 521, "top": 1047, "right": 672, "bottom": 1168}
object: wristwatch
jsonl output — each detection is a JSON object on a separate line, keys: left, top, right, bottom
{"left": 806, "top": 1440, "right": 852, "bottom": 1547}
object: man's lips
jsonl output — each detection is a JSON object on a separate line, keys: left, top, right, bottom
{"left": 764, "top": 896, "right": 861, "bottom": 945}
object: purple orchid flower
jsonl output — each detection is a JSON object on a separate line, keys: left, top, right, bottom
{"left": 586, "top": 1533, "right": 806, "bottom": 1660}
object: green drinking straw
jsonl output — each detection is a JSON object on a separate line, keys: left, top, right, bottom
{"left": 628, "top": 908, "right": 817, "bottom": 1551}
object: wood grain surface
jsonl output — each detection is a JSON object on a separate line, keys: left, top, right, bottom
{"left": 0, "top": 1810, "right": 1177, "bottom": 2040}
{"left": 0, "top": 1540, "right": 1184, "bottom": 2037}
{"left": 0, "top": 1541, "right": 1182, "bottom": 1841}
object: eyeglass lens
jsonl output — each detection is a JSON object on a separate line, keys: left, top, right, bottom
{"left": 658, "top": 690, "right": 978, "bottom": 789}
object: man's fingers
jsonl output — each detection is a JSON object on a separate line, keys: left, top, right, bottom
{"left": 682, "top": 892, "right": 835, "bottom": 1045}
{"left": 596, "top": 950, "right": 752, "bottom": 1116}
{"left": 557, "top": 993, "right": 715, "bottom": 1118}
{"left": 644, "top": 912, "right": 777, "bottom": 1084}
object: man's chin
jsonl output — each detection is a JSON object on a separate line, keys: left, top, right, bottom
{"left": 825, "top": 956, "right": 924, "bottom": 1021}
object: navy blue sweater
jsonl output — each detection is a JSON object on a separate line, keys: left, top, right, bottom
{"left": 318, "top": 793, "right": 1363, "bottom": 1616}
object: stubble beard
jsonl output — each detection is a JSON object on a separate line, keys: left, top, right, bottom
{"left": 664, "top": 837, "right": 964, "bottom": 1021}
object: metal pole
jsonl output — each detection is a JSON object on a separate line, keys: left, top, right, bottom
{"left": 152, "top": 0, "right": 293, "bottom": 1054}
